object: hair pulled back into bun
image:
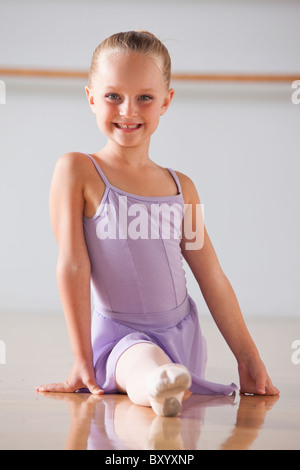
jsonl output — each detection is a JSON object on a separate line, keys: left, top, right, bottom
{"left": 136, "top": 30, "right": 157, "bottom": 38}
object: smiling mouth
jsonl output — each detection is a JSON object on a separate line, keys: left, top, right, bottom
{"left": 114, "top": 123, "right": 143, "bottom": 129}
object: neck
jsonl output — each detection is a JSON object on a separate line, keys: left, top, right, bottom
{"left": 101, "top": 139, "right": 152, "bottom": 169}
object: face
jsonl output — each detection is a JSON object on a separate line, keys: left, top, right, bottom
{"left": 85, "top": 51, "right": 174, "bottom": 152}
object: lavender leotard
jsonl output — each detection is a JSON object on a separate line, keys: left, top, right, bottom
{"left": 82, "top": 153, "right": 237, "bottom": 395}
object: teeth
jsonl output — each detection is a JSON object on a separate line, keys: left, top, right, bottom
{"left": 116, "top": 123, "right": 140, "bottom": 129}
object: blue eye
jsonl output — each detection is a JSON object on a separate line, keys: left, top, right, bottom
{"left": 105, "top": 93, "right": 153, "bottom": 101}
{"left": 105, "top": 93, "right": 121, "bottom": 100}
{"left": 139, "top": 95, "right": 153, "bottom": 101}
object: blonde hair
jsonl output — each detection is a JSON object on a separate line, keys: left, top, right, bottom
{"left": 88, "top": 30, "right": 172, "bottom": 89}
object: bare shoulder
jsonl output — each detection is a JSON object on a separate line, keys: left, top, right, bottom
{"left": 173, "top": 170, "right": 200, "bottom": 204}
{"left": 173, "top": 170, "right": 195, "bottom": 187}
{"left": 49, "top": 152, "right": 92, "bottom": 213}
{"left": 49, "top": 152, "right": 94, "bottom": 249}
{"left": 51, "top": 152, "right": 102, "bottom": 196}
{"left": 53, "top": 151, "right": 90, "bottom": 181}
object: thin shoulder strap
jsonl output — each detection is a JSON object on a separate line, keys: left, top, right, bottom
{"left": 82, "top": 153, "right": 112, "bottom": 188}
{"left": 166, "top": 168, "right": 182, "bottom": 195}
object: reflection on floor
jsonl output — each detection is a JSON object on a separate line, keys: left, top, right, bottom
{"left": 0, "top": 313, "right": 299, "bottom": 450}
{"left": 36, "top": 390, "right": 282, "bottom": 450}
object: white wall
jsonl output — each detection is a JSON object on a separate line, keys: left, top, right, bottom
{"left": 0, "top": 0, "right": 299, "bottom": 318}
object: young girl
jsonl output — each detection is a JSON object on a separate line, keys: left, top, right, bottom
{"left": 36, "top": 31, "right": 279, "bottom": 417}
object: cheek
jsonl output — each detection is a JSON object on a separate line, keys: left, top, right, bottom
{"left": 100, "top": 102, "right": 114, "bottom": 118}
{"left": 151, "top": 107, "right": 164, "bottom": 128}
{"left": 144, "top": 103, "right": 162, "bottom": 122}
{"left": 95, "top": 103, "right": 115, "bottom": 127}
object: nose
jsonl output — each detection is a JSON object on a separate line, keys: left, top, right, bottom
{"left": 119, "top": 98, "right": 138, "bottom": 118}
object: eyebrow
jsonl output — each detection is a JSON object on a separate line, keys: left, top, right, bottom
{"left": 103, "top": 87, "right": 156, "bottom": 93}
{"left": 139, "top": 89, "right": 156, "bottom": 93}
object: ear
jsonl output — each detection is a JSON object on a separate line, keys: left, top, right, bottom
{"left": 160, "top": 88, "right": 175, "bottom": 116}
{"left": 85, "top": 85, "right": 96, "bottom": 114}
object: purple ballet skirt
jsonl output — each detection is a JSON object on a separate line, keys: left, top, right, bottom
{"left": 81, "top": 153, "right": 237, "bottom": 396}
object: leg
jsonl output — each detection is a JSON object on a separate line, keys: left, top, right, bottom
{"left": 115, "top": 342, "right": 191, "bottom": 416}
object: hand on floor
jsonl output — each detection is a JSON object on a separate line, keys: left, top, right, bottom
{"left": 35, "top": 359, "right": 104, "bottom": 395}
{"left": 238, "top": 358, "right": 279, "bottom": 396}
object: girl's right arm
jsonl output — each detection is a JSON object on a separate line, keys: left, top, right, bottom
{"left": 36, "top": 153, "right": 103, "bottom": 395}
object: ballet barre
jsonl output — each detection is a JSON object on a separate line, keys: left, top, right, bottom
{"left": 0, "top": 67, "right": 299, "bottom": 82}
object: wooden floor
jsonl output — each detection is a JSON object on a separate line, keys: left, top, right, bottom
{"left": 0, "top": 313, "right": 299, "bottom": 450}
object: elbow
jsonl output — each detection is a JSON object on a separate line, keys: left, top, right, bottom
{"left": 196, "top": 266, "right": 229, "bottom": 294}
{"left": 56, "top": 255, "right": 91, "bottom": 278}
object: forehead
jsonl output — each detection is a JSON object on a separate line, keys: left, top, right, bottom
{"left": 94, "top": 51, "right": 165, "bottom": 90}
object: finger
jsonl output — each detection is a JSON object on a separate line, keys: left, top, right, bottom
{"left": 35, "top": 382, "right": 70, "bottom": 393}
{"left": 255, "top": 371, "right": 267, "bottom": 395}
{"left": 256, "top": 385, "right": 266, "bottom": 395}
{"left": 86, "top": 382, "right": 104, "bottom": 395}
{"left": 265, "top": 378, "right": 280, "bottom": 396}
{"left": 256, "top": 375, "right": 280, "bottom": 396}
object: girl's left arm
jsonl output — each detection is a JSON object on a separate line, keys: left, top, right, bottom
{"left": 178, "top": 172, "right": 279, "bottom": 396}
